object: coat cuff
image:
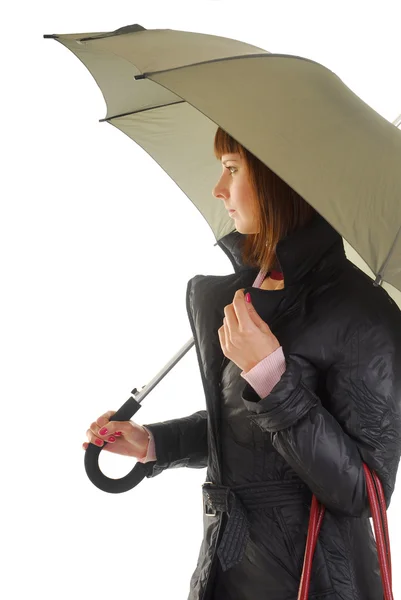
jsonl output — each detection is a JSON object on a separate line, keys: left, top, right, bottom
{"left": 136, "top": 426, "right": 157, "bottom": 463}
{"left": 240, "top": 346, "right": 286, "bottom": 398}
{"left": 242, "top": 354, "right": 320, "bottom": 432}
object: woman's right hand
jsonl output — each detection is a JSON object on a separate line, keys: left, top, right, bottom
{"left": 82, "top": 410, "right": 150, "bottom": 459}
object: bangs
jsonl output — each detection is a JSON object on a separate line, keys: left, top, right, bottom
{"left": 213, "top": 127, "right": 244, "bottom": 160}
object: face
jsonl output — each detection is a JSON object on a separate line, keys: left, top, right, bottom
{"left": 212, "top": 153, "right": 260, "bottom": 234}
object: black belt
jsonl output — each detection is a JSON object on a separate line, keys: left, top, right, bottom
{"left": 202, "top": 479, "right": 312, "bottom": 572}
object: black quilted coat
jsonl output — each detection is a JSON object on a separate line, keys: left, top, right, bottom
{"left": 142, "top": 214, "right": 401, "bottom": 599}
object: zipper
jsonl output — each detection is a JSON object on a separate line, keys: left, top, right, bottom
{"left": 185, "top": 283, "right": 222, "bottom": 478}
{"left": 202, "top": 513, "right": 226, "bottom": 599}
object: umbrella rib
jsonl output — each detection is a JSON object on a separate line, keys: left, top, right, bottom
{"left": 43, "top": 24, "right": 147, "bottom": 42}
{"left": 99, "top": 100, "right": 185, "bottom": 122}
{"left": 374, "top": 225, "right": 401, "bottom": 287}
{"left": 79, "top": 24, "right": 147, "bottom": 42}
{"left": 133, "top": 52, "right": 321, "bottom": 80}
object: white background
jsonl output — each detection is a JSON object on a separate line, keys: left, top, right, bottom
{"left": 1, "top": 1, "right": 400, "bottom": 597}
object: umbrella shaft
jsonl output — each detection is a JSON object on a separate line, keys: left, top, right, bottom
{"left": 133, "top": 337, "right": 195, "bottom": 403}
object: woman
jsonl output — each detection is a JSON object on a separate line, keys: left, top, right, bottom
{"left": 83, "top": 127, "right": 401, "bottom": 599}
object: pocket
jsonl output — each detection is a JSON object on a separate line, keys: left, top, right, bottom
{"left": 275, "top": 505, "right": 335, "bottom": 598}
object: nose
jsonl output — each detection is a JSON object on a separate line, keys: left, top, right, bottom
{"left": 212, "top": 175, "right": 229, "bottom": 201}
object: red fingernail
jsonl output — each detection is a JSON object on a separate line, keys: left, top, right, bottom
{"left": 108, "top": 436, "right": 116, "bottom": 443}
{"left": 115, "top": 432, "right": 122, "bottom": 436}
{"left": 245, "top": 293, "right": 251, "bottom": 303}
{"left": 95, "top": 439, "right": 103, "bottom": 446}
{"left": 99, "top": 427, "right": 108, "bottom": 435}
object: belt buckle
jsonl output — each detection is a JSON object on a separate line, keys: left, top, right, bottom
{"left": 203, "top": 481, "right": 217, "bottom": 517}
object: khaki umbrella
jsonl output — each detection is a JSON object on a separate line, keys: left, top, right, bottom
{"left": 44, "top": 23, "right": 401, "bottom": 492}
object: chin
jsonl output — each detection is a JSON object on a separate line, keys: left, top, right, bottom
{"left": 235, "top": 223, "right": 257, "bottom": 235}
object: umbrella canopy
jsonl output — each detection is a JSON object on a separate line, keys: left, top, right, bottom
{"left": 44, "top": 23, "right": 401, "bottom": 304}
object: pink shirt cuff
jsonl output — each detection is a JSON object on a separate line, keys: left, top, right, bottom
{"left": 136, "top": 426, "right": 157, "bottom": 463}
{"left": 240, "top": 346, "right": 286, "bottom": 398}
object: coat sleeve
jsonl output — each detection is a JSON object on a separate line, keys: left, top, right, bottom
{"left": 241, "top": 320, "right": 401, "bottom": 517}
{"left": 141, "top": 410, "right": 208, "bottom": 478}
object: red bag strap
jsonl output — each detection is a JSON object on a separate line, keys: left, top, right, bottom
{"left": 371, "top": 468, "right": 392, "bottom": 583}
{"left": 363, "top": 464, "right": 393, "bottom": 598}
{"left": 297, "top": 463, "right": 394, "bottom": 600}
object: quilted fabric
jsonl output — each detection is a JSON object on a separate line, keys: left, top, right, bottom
{"left": 143, "top": 214, "right": 401, "bottom": 599}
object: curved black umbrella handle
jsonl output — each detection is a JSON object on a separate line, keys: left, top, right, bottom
{"left": 84, "top": 396, "right": 152, "bottom": 494}
{"left": 84, "top": 337, "right": 196, "bottom": 493}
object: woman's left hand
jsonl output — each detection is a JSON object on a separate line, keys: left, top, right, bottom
{"left": 218, "top": 289, "right": 281, "bottom": 373}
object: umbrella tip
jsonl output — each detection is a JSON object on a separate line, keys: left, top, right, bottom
{"left": 43, "top": 24, "right": 146, "bottom": 41}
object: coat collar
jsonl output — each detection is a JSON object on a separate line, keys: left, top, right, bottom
{"left": 216, "top": 213, "right": 346, "bottom": 287}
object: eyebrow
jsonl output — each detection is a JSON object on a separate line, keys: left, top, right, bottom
{"left": 222, "top": 159, "right": 239, "bottom": 165}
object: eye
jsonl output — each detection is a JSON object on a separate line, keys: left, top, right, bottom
{"left": 226, "top": 166, "right": 237, "bottom": 175}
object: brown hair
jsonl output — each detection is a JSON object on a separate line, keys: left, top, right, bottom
{"left": 213, "top": 127, "right": 318, "bottom": 273}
